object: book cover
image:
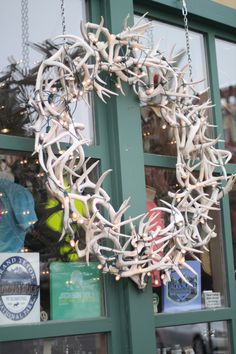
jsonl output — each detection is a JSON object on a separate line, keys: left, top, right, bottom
{"left": 162, "top": 260, "right": 201, "bottom": 313}
{"left": 50, "top": 261, "right": 102, "bottom": 320}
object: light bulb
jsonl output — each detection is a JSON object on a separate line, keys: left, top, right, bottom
{"left": 64, "top": 195, "right": 70, "bottom": 204}
{"left": 71, "top": 212, "right": 78, "bottom": 221}
{"left": 77, "top": 217, "right": 84, "bottom": 224}
{"left": 70, "top": 240, "right": 76, "bottom": 248}
{"left": 1, "top": 128, "right": 10, "bottom": 134}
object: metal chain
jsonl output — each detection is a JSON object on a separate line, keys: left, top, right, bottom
{"left": 182, "top": 0, "right": 193, "bottom": 82}
{"left": 21, "top": 0, "right": 29, "bottom": 73}
{"left": 60, "top": 0, "right": 66, "bottom": 37}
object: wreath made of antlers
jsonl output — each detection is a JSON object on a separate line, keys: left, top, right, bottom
{"left": 29, "top": 15, "right": 236, "bottom": 289}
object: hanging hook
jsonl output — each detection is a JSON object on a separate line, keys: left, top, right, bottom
{"left": 182, "top": 0, "right": 188, "bottom": 16}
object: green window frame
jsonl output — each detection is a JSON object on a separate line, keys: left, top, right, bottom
{"left": 134, "top": 1, "right": 236, "bottom": 353}
{"left": 0, "top": 1, "right": 236, "bottom": 354}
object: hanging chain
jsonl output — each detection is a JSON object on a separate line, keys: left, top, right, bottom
{"left": 182, "top": 0, "right": 193, "bottom": 82}
{"left": 60, "top": 0, "right": 66, "bottom": 37}
{"left": 21, "top": 0, "right": 29, "bottom": 73}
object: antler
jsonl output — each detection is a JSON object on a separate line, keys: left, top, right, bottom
{"left": 29, "top": 16, "right": 235, "bottom": 289}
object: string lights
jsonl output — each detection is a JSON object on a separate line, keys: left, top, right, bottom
{"left": 28, "top": 15, "right": 236, "bottom": 289}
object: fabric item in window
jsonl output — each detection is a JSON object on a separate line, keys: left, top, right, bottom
{"left": 0, "top": 179, "right": 37, "bottom": 252}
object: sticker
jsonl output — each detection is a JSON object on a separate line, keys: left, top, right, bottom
{"left": 0, "top": 255, "right": 39, "bottom": 321}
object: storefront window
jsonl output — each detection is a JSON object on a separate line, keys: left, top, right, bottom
{"left": 215, "top": 39, "right": 236, "bottom": 163}
{"left": 0, "top": 152, "right": 105, "bottom": 325}
{"left": 156, "top": 321, "right": 230, "bottom": 353}
{"left": 0, "top": 0, "right": 94, "bottom": 142}
{"left": 228, "top": 188, "right": 236, "bottom": 275}
{"left": 0, "top": 333, "right": 107, "bottom": 354}
{"left": 145, "top": 166, "right": 227, "bottom": 314}
{"left": 134, "top": 16, "right": 208, "bottom": 155}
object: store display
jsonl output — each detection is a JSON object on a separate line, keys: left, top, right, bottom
{"left": 0, "top": 179, "right": 37, "bottom": 252}
{"left": 0, "top": 253, "right": 40, "bottom": 324}
{"left": 25, "top": 13, "right": 235, "bottom": 289}
{"left": 162, "top": 261, "right": 201, "bottom": 313}
{"left": 50, "top": 262, "right": 102, "bottom": 320}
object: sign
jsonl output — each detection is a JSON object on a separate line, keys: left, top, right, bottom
{"left": 50, "top": 261, "right": 102, "bottom": 320}
{"left": 203, "top": 291, "right": 221, "bottom": 308}
{"left": 162, "top": 261, "right": 201, "bottom": 313}
{"left": 0, "top": 253, "right": 40, "bottom": 324}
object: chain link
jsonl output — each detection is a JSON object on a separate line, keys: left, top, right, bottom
{"left": 21, "top": 0, "right": 29, "bottom": 73}
{"left": 60, "top": 0, "right": 66, "bottom": 37}
{"left": 182, "top": 0, "right": 193, "bottom": 82}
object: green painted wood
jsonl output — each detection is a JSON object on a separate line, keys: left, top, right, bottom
{"left": 205, "top": 31, "right": 225, "bottom": 150}
{"left": 1, "top": 1, "right": 236, "bottom": 353}
{"left": 135, "top": 0, "right": 236, "bottom": 31}
{"left": 144, "top": 154, "right": 176, "bottom": 168}
{"left": 0, "top": 318, "right": 112, "bottom": 342}
{"left": 220, "top": 197, "right": 236, "bottom": 307}
{"left": 203, "top": 33, "right": 236, "bottom": 354}
{"left": 98, "top": 1, "right": 157, "bottom": 353}
{"left": 0, "top": 0, "right": 116, "bottom": 349}
{"left": 134, "top": 3, "right": 236, "bottom": 354}
{"left": 0, "top": 134, "right": 34, "bottom": 152}
{"left": 155, "top": 308, "right": 235, "bottom": 328}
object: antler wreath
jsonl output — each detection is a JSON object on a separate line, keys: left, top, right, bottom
{"left": 29, "top": 15, "right": 236, "bottom": 289}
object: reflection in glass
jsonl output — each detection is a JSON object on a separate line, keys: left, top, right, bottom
{"left": 145, "top": 166, "right": 227, "bottom": 314}
{"left": 216, "top": 39, "right": 236, "bottom": 162}
{"left": 229, "top": 188, "right": 236, "bottom": 274}
{"left": 0, "top": 333, "right": 107, "bottom": 354}
{"left": 0, "top": 153, "right": 104, "bottom": 325}
{"left": 156, "top": 321, "right": 230, "bottom": 354}
{"left": 0, "top": 0, "right": 94, "bottom": 142}
{"left": 134, "top": 16, "right": 208, "bottom": 155}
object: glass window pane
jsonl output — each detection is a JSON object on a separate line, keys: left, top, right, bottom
{"left": 0, "top": 333, "right": 107, "bottom": 354}
{"left": 134, "top": 16, "right": 209, "bottom": 156}
{"left": 0, "top": 0, "right": 94, "bottom": 143}
{"left": 145, "top": 166, "right": 228, "bottom": 314}
{"left": 215, "top": 39, "right": 236, "bottom": 163}
{"left": 229, "top": 188, "right": 236, "bottom": 274}
{"left": 0, "top": 152, "right": 105, "bottom": 325}
{"left": 156, "top": 321, "right": 230, "bottom": 354}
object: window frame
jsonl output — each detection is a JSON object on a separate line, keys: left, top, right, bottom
{"left": 134, "top": 0, "right": 236, "bottom": 353}
{"left": 0, "top": 1, "right": 236, "bottom": 354}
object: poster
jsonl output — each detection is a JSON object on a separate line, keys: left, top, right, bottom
{"left": 50, "top": 261, "right": 102, "bottom": 320}
{"left": 0, "top": 253, "right": 40, "bottom": 324}
{"left": 162, "top": 260, "right": 201, "bottom": 313}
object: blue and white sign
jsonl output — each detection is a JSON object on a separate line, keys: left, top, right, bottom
{"left": 162, "top": 261, "right": 202, "bottom": 313}
{"left": 0, "top": 253, "right": 40, "bottom": 324}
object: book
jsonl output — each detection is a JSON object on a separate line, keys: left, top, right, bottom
{"left": 50, "top": 261, "right": 102, "bottom": 320}
{"left": 162, "top": 260, "right": 201, "bottom": 313}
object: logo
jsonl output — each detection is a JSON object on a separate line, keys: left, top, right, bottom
{"left": 0, "top": 256, "right": 39, "bottom": 321}
{"left": 167, "top": 269, "right": 198, "bottom": 303}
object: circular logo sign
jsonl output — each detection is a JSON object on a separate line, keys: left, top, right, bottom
{"left": 0, "top": 256, "right": 39, "bottom": 321}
